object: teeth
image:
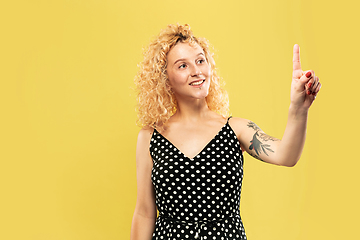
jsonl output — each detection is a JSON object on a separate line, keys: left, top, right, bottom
{"left": 190, "top": 80, "right": 204, "bottom": 86}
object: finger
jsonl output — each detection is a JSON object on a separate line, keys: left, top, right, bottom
{"left": 305, "top": 72, "right": 315, "bottom": 90}
{"left": 293, "top": 44, "right": 301, "bottom": 71}
{"left": 299, "top": 71, "right": 313, "bottom": 95}
{"left": 310, "top": 76, "right": 319, "bottom": 93}
{"left": 312, "top": 81, "right": 322, "bottom": 96}
{"left": 301, "top": 70, "right": 314, "bottom": 86}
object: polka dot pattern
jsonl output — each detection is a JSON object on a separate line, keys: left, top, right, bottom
{"left": 150, "top": 118, "right": 247, "bottom": 239}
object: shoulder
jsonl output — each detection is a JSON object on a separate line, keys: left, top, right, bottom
{"left": 228, "top": 117, "right": 251, "bottom": 135}
{"left": 138, "top": 126, "right": 154, "bottom": 140}
{"left": 135, "top": 127, "right": 155, "bottom": 167}
{"left": 136, "top": 127, "right": 155, "bottom": 151}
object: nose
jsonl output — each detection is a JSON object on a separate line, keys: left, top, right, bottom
{"left": 190, "top": 65, "right": 202, "bottom": 77}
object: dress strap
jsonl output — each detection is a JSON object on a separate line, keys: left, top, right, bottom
{"left": 227, "top": 116, "right": 232, "bottom": 123}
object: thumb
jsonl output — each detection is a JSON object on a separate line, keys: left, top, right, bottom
{"left": 299, "top": 70, "right": 313, "bottom": 87}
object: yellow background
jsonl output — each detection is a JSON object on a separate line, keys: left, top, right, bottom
{"left": 1, "top": 0, "right": 359, "bottom": 239}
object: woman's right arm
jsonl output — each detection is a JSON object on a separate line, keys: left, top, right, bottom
{"left": 130, "top": 128, "right": 157, "bottom": 240}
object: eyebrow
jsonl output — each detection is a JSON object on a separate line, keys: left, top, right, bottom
{"left": 173, "top": 52, "right": 205, "bottom": 65}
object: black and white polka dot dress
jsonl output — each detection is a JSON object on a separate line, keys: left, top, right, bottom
{"left": 150, "top": 118, "right": 247, "bottom": 239}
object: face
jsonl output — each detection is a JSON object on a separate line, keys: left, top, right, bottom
{"left": 166, "top": 42, "right": 211, "bottom": 101}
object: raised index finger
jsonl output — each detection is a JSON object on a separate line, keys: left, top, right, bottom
{"left": 293, "top": 44, "right": 301, "bottom": 71}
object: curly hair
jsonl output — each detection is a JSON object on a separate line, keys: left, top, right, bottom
{"left": 134, "top": 23, "right": 229, "bottom": 130}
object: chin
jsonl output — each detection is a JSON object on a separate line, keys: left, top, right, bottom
{"left": 195, "top": 90, "right": 209, "bottom": 100}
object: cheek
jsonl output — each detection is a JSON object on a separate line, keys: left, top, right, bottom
{"left": 168, "top": 72, "right": 187, "bottom": 86}
{"left": 204, "top": 68, "right": 212, "bottom": 80}
{"left": 202, "top": 64, "right": 211, "bottom": 76}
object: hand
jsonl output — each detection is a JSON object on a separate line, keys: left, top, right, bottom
{"left": 291, "top": 44, "right": 321, "bottom": 109}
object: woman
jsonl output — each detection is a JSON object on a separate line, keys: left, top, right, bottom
{"left": 130, "top": 24, "right": 321, "bottom": 240}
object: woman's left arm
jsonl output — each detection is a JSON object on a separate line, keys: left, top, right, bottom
{"left": 232, "top": 44, "right": 321, "bottom": 167}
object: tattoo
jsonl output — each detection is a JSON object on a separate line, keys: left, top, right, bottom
{"left": 247, "top": 121, "right": 278, "bottom": 159}
{"left": 247, "top": 121, "right": 261, "bottom": 132}
{"left": 258, "top": 134, "right": 279, "bottom": 142}
{"left": 248, "top": 152, "right": 264, "bottom": 162}
{"left": 249, "top": 132, "right": 274, "bottom": 156}
{"left": 247, "top": 121, "right": 279, "bottom": 142}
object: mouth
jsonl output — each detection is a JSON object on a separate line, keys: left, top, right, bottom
{"left": 189, "top": 79, "right": 205, "bottom": 87}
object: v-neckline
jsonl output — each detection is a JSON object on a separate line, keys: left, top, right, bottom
{"left": 153, "top": 120, "right": 229, "bottom": 160}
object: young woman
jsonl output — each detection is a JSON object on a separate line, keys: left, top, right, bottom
{"left": 130, "top": 24, "right": 321, "bottom": 240}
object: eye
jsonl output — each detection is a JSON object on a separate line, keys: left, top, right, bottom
{"left": 179, "top": 63, "right": 187, "bottom": 69}
{"left": 197, "top": 59, "right": 206, "bottom": 64}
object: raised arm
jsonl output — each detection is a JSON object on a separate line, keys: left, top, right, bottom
{"left": 231, "top": 44, "right": 321, "bottom": 167}
{"left": 130, "top": 128, "right": 157, "bottom": 240}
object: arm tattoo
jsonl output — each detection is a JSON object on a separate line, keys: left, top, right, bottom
{"left": 247, "top": 121, "right": 261, "bottom": 132}
{"left": 247, "top": 121, "right": 279, "bottom": 142}
{"left": 247, "top": 121, "right": 277, "bottom": 159}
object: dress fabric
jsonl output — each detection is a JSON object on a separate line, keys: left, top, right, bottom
{"left": 150, "top": 118, "right": 247, "bottom": 239}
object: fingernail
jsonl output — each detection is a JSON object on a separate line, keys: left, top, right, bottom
{"left": 308, "top": 82, "right": 312, "bottom": 88}
{"left": 307, "top": 90, "right": 311, "bottom": 95}
{"left": 312, "top": 92, "right": 316, "bottom": 95}
{"left": 306, "top": 72, "right": 311, "bottom": 78}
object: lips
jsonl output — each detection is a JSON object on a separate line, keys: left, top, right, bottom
{"left": 189, "top": 79, "right": 205, "bottom": 86}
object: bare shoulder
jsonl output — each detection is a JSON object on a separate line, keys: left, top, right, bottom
{"left": 137, "top": 127, "right": 154, "bottom": 145}
{"left": 136, "top": 127, "right": 155, "bottom": 163}
{"left": 228, "top": 117, "right": 251, "bottom": 136}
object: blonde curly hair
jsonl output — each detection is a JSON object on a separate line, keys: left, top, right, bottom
{"left": 134, "top": 23, "right": 229, "bottom": 130}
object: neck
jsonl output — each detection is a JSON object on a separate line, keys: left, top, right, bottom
{"left": 173, "top": 97, "right": 211, "bottom": 123}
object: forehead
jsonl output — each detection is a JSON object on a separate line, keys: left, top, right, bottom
{"left": 167, "top": 42, "right": 204, "bottom": 62}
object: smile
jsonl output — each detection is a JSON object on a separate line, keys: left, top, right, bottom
{"left": 189, "top": 79, "right": 205, "bottom": 86}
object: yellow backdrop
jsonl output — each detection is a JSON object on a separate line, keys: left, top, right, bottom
{"left": 1, "top": 0, "right": 359, "bottom": 239}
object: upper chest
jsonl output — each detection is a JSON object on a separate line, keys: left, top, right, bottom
{"left": 154, "top": 121, "right": 231, "bottom": 159}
